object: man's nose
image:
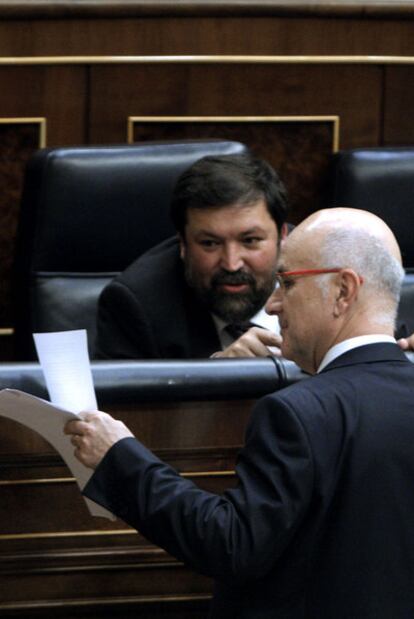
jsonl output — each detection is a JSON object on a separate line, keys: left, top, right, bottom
{"left": 265, "top": 287, "right": 283, "bottom": 315}
{"left": 220, "top": 243, "right": 244, "bottom": 271}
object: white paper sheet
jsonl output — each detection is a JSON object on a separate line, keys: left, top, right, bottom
{"left": 33, "top": 329, "right": 97, "bottom": 412}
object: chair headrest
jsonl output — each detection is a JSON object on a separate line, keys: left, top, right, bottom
{"left": 329, "top": 147, "right": 414, "bottom": 267}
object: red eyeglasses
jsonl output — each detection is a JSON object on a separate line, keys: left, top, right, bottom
{"left": 275, "top": 268, "right": 364, "bottom": 290}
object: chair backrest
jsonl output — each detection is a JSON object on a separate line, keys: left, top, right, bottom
{"left": 327, "top": 147, "right": 414, "bottom": 268}
{"left": 327, "top": 146, "right": 414, "bottom": 335}
{"left": 12, "top": 139, "right": 248, "bottom": 360}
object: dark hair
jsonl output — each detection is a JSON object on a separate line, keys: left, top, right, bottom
{"left": 170, "top": 153, "right": 288, "bottom": 237}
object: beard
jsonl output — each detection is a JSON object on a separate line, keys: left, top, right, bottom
{"left": 184, "top": 261, "right": 276, "bottom": 323}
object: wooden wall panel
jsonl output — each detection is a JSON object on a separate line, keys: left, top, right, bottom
{"left": 0, "top": 65, "right": 87, "bottom": 348}
{"left": 0, "top": 66, "right": 87, "bottom": 146}
{"left": 89, "top": 63, "right": 382, "bottom": 146}
{"left": 89, "top": 62, "right": 382, "bottom": 223}
{"left": 1, "top": 14, "right": 414, "bottom": 57}
{"left": 383, "top": 65, "right": 414, "bottom": 145}
{"left": 0, "top": 120, "right": 44, "bottom": 331}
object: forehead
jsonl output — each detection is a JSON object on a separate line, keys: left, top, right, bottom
{"left": 279, "top": 228, "right": 320, "bottom": 271}
{"left": 185, "top": 198, "right": 277, "bottom": 235}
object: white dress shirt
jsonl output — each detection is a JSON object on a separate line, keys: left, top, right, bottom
{"left": 317, "top": 334, "right": 396, "bottom": 373}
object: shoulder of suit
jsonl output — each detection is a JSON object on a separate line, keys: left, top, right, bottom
{"left": 265, "top": 369, "right": 350, "bottom": 413}
{"left": 112, "top": 236, "right": 183, "bottom": 291}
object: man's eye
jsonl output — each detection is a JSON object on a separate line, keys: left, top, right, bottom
{"left": 243, "top": 237, "right": 262, "bottom": 246}
{"left": 282, "top": 278, "right": 294, "bottom": 290}
{"left": 199, "top": 239, "right": 219, "bottom": 248}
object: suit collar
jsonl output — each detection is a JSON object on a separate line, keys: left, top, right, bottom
{"left": 320, "top": 342, "right": 409, "bottom": 373}
{"left": 317, "top": 335, "right": 395, "bottom": 372}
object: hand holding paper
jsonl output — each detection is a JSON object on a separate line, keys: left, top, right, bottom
{"left": 0, "top": 329, "right": 115, "bottom": 519}
{"left": 65, "top": 410, "right": 134, "bottom": 469}
{"left": 32, "top": 329, "right": 116, "bottom": 518}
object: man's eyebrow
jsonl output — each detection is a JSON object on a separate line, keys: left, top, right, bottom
{"left": 194, "top": 230, "right": 221, "bottom": 238}
{"left": 240, "top": 226, "right": 267, "bottom": 234}
{"left": 194, "top": 226, "right": 267, "bottom": 239}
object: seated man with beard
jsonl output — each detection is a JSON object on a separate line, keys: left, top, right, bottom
{"left": 94, "top": 153, "right": 289, "bottom": 359}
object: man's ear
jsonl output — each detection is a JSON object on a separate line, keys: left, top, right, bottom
{"left": 178, "top": 234, "right": 186, "bottom": 260}
{"left": 281, "top": 223, "right": 289, "bottom": 241}
{"left": 333, "top": 269, "right": 361, "bottom": 316}
{"left": 279, "top": 223, "right": 289, "bottom": 249}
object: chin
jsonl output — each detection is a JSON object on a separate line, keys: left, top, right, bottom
{"left": 213, "top": 300, "right": 259, "bottom": 324}
{"left": 280, "top": 339, "right": 291, "bottom": 359}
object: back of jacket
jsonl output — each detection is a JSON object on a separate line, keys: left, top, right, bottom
{"left": 215, "top": 344, "right": 414, "bottom": 618}
{"left": 84, "top": 344, "right": 414, "bottom": 619}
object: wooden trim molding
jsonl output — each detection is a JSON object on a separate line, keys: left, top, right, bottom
{"left": 1, "top": 1, "right": 414, "bottom": 20}
{"left": 0, "top": 116, "right": 46, "bottom": 146}
{"left": 128, "top": 115, "right": 340, "bottom": 152}
{"left": 1, "top": 55, "right": 414, "bottom": 66}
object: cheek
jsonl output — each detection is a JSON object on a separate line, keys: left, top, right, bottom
{"left": 286, "top": 306, "right": 304, "bottom": 334}
{"left": 187, "top": 249, "right": 220, "bottom": 280}
{"left": 283, "top": 293, "right": 311, "bottom": 333}
{"left": 246, "top": 247, "right": 278, "bottom": 274}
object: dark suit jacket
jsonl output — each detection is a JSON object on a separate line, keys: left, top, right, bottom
{"left": 95, "top": 237, "right": 221, "bottom": 359}
{"left": 84, "top": 343, "right": 414, "bottom": 617}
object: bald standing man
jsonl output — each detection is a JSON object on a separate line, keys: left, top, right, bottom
{"left": 66, "top": 208, "right": 414, "bottom": 618}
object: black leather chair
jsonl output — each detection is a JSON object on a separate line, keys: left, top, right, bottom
{"left": 328, "top": 147, "right": 414, "bottom": 268}
{"left": 12, "top": 139, "right": 248, "bottom": 360}
{"left": 327, "top": 147, "right": 414, "bottom": 336}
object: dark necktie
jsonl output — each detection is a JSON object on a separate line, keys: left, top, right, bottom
{"left": 225, "top": 322, "right": 255, "bottom": 340}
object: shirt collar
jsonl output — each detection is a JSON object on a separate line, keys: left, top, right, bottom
{"left": 317, "top": 334, "right": 396, "bottom": 373}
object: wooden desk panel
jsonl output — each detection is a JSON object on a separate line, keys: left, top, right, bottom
{"left": 0, "top": 397, "right": 254, "bottom": 617}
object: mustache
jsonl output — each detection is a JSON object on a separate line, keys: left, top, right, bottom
{"left": 211, "top": 270, "right": 255, "bottom": 287}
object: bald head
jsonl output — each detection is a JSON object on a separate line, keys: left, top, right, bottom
{"left": 281, "top": 207, "right": 404, "bottom": 342}
{"left": 289, "top": 208, "right": 402, "bottom": 266}
{"left": 269, "top": 208, "right": 404, "bottom": 373}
